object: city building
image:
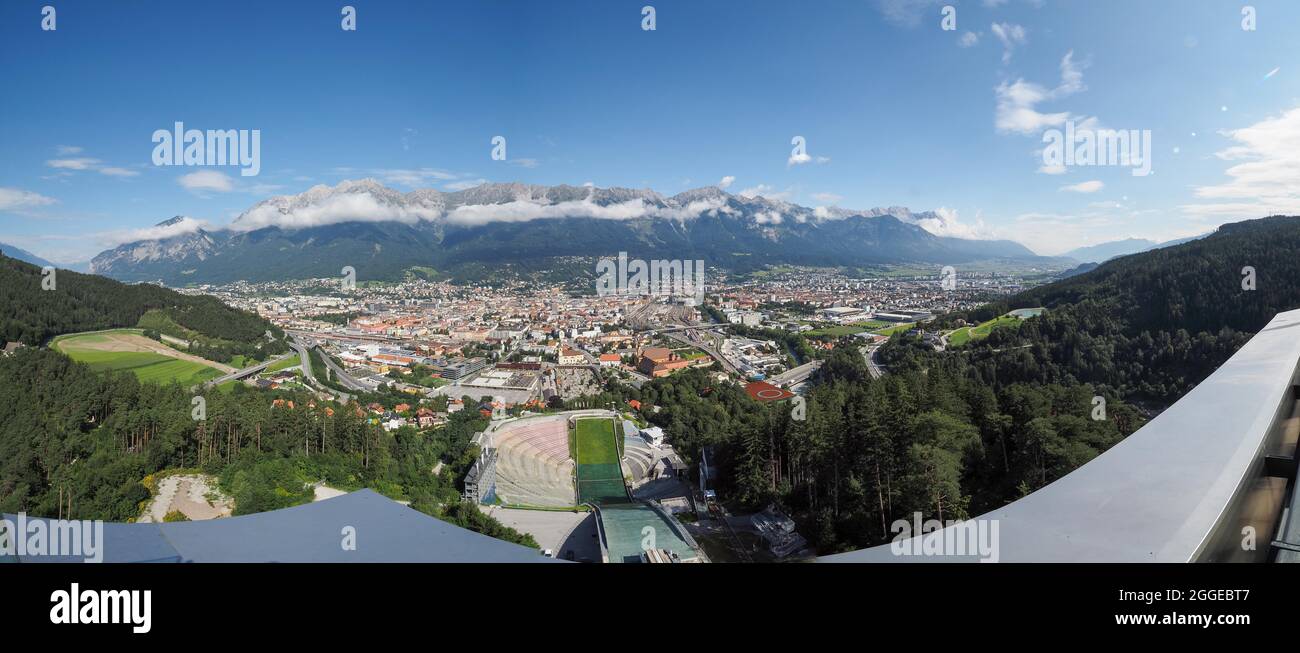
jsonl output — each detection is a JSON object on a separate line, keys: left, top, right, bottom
{"left": 637, "top": 348, "right": 691, "bottom": 377}
{"left": 558, "top": 348, "right": 586, "bottom": 365}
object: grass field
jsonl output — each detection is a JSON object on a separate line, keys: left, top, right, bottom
{"left": 804, "top": 320, "right": 895, "bottom": 337}
{"left": 576, "top": 418, "right": 618, "bottom": 464}
{"left": 54, "top": 329, "right": 227, "bottom": 386}
{"left": 948, "top": 314, "right": 1023, "bottom": 347}
{"left": 574, "top": 418, "right": 627, "bottom": 504}
{"left": 264, "top": 355, "right": 301, "bottom": 373}
{"left": 870, "top": 322, "right": 917, "bottom": 337}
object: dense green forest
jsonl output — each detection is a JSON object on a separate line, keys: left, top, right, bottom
{"left": 0, "top": 254, "right": 280, "bottom": 347}
{"left": 0, "top": 347, "right": 535, "bottom": 547}
{"left": 585, "top": 347, "right": 1142, "bottom": 552}
{"left": 932, "top": 216, "right": 1300, "bottom": 402}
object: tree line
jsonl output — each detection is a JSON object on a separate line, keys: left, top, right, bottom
{"left": 598, "top": 344, "right": 1143, "bottom": 553}
{"left": 0, "top": 255, "right": 279, "bottom": 347}
{"left": 0, "top": 347, "right": 535, "bottom": 548}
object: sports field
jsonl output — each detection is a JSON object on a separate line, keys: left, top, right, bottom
{"left": 53, "top": 330, "right": 229, "bottom": 386}
{"left": 574, "top": 418, "right": 628, "bottom": 504}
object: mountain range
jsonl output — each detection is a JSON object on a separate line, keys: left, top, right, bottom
{"left": 0, "top": 242, "right": 54, "bottom": 269}
{"left": 1061, "top": 235, "right": 1205, "bottom": 264}
{"left": 88, "top": 180, "right": 1058, "bottom": 284}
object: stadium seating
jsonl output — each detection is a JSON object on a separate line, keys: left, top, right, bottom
{"left": 491, "top": 417, "right": 577, "bottom": 507}
{"left": 622, "top": 437, "right": 656, "bottom": 485}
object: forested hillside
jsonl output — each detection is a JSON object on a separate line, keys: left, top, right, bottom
{"left": 0, "top": 347, "right": 534, "bottom": 546}
{"left": 938, "top": 215, "right": 1300, "bottom": 401}
{"left": 589, "top": 349, "right": 1143, "bottom": 553}
{"left": 0, "top": 254, "right": 279, "bottom": 346}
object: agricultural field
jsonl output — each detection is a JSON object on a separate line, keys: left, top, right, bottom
{"left": 52, "top": 329, "right": 232, "bottom": 386}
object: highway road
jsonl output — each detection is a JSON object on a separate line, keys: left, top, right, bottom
{"left": 202, "top": 352, "right": 297, "bottom": 389}
{"left": 862, "top": 346, "right": 885, "bottom": 380}
{"left": 292, "top": 335, "right": 368, "bottom": 398}
{"left": 769, "top": 360, "right": 823, "bottom": 387}
{"left": 663, "top": 330, "right": 740, "bottom": 375}
{"left": 291, "top": 338, "right": 352, "bottom": 403}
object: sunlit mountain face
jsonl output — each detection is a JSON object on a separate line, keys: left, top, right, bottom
{"left": 88, "top": 180, "right": 1047, "bottom": 284}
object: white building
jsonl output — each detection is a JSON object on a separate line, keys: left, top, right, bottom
{"left": 641, "top": 426, "right": 665, "bottom": 447}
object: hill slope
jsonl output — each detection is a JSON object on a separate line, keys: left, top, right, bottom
{"left": 929, "top": 215, "right": 1300, "bottom": 401}
{"left": 0, "top": 242, "right": 54, "bottom": 268}
{"left": 0, "top": 254, "right": 280, "bottom": 347}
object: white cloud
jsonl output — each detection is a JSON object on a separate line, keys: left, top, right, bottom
{"left": 442, "top": 196, "right": 731, "bottom": 227}
{"left": 1265, "top": 67, "right": 1280, "bottom": 80}
{"left": 958, "top": 32, "right": 980, "bottom": 48}
{"left": 45, "top": 148, "right": 141, "bottom": 179}
{"left": 1184, "top": 105, "right": 1300, "bottom": 218}
{"left": 99, "top": 167, "right": 140, "bottom": 177}
{"left": 913, "top": 207, "right": 994, "bottom": 239}
{"left": 983, "top": 0, "right": 1009, "bottom": 6}
{"left": 737, "top": 184, "right": 792, "bottom": 201}
{"left": 47, "top": 157, "right": 100, "bottom": 170}
{"left": 228, "top": 188, "right": 735, "bottom": 232}
{"left": 991, "top": 22, "right": 1026, "bottom": 63}
{"left": 1061, "top": 180, "right": 1104, "bottom": 193}
{"left": 179, "top": 170, "right": 235, "bottom": 192}
{"left": 718, "top": 175, "right": 735, "bottom": 189}
{"left": 812, "top": 192, "right": 843, "bottom": 204}
{"left": 995, "top": 51, "right": 1087, "bottom": 135}
{"left": 0, "top": 188, "right": 57, "bottom": 211}
{"left": 787, "top": 153, "right": 829, "bottom": 167}
{"left": 1038, "top": 164, "right": 1068, "bottom": 175}
{"left": 509, "top": 158, "right": 540, "bottom": 169}
{"left": 233, "top": 192, "right": 440, "bottom": 231}
{"left": 104, "top": 216, "right": 209, "bottom": 246}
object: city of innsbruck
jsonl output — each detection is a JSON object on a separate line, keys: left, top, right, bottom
{"left": 1, "top": 0, "right": 1296, "bottom": 640}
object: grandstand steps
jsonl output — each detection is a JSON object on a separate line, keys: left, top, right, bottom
{"left": 622, "top": 437, "right": 656, "bottom": 484}
{"left": 489, "top": 416, "right": 578, "bottom": 508}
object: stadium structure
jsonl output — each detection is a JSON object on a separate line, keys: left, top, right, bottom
{"left": 464, "top": 410, "right": 705, "bottom": 563}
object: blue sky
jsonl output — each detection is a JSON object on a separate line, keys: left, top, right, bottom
{"left": 2, "top": 0, "right": 1300, "bottom": 262}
